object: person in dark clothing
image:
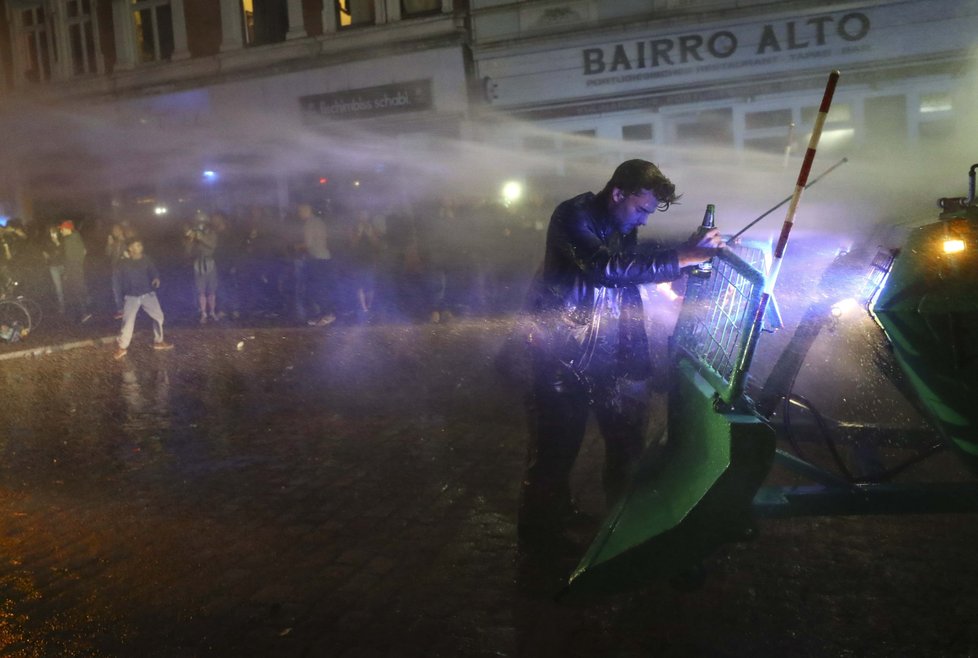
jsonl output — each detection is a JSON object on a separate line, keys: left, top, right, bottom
{"left": 211, "top": 211, "right": 245, "bottom": 319}
{"left": 106, "top": 221, "right": 137, "bottom": 319}
{"left": 518, "top": 159, "right": 724, "bottom": 547}
{"left": 184, "top": 211, "right": 219, "bottom": 324}
{"left": 113, "top": 238, "right": 173, "bottom": 359}
{"left": 0, "top": 218, "right": 28, "bottom": 295}
{"left": 348, "top": 209, "right": 384, "bottom": 321}
{"left": 42, "top": 224, "right": 67, "bottom": 315}
{"left": 240, "top": 206, "right": 285, "bottom": 318}
{"left": 58, "top": 220, "right": 92, "bottom": 323}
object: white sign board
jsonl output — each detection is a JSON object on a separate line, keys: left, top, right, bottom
{"left": 479, "top": 0, "right": 978, "bottom": 108}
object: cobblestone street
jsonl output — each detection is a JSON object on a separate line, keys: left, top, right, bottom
{"left": 0, "top": 319, "right": 976, "bottom": 657}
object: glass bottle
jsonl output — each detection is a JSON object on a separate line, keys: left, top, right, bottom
{"left": 690, "top": 204, "right": 716, "bottom": 278}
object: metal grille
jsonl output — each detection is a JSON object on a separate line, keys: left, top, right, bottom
{"left": 672, "top": 245, "right": 767, "bottom": 405}
{"left": 861, "top": 247, "right": 896, "bottom": 306}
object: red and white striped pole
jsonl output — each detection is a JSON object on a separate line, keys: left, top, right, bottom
{"left": 765, "top": 70, "right": 841, "bottom": 294}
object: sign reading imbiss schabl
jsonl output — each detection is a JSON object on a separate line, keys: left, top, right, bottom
{"left": 300, "top": 79, "right": 433, "bottom": 121}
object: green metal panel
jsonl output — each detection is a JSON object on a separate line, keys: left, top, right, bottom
{"left": 870, "top": 218, "right": 978, "bottom": 470}
{"left": 563, "top": 360, "right": 775, "bottom": 599}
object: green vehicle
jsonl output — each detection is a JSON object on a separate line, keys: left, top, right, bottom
{"left": 869, "top": 166, "right": 978, "bottom": 474}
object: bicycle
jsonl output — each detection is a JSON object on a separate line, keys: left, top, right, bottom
{"left": 0, "top": 269, "right": 41, "bottom": 341}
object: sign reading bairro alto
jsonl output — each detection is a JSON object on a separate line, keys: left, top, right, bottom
{"left": 581, "top": 12, "right": 868, "bottom": 77}
{"left": 478, "top": 0, "right": 978, "bottom": 108}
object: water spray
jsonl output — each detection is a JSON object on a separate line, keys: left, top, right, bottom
{"left": 728, "top": 156, "right": 848, "bottom": 243}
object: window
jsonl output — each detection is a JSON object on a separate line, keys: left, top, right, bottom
{"left": 402, "top": 0, "right": 440, "bottom": 17}
{"left": 66, "top": 0, "right": 98, "bottom": 76}
{"left": 524, "top": 136, "right": 556, "bottom": 151}
{"left": 622, "top": 123, "right": 653, "bottom": 142}
{"left": 742, "top": 108, "right": 794, "bottom": 155}
{"left": 562, "top": 130, "right": 599, "bottom": 166}
{"left": 920, "top": 92, "right": 952, "bottom": 115}
{"left": 242, "top": 0, "right": 287, "bottom": 45}
{"left": 19, "top": 5, "right": 53, "bottom": 83}
{"left": 745, "top": 108, "right": 791, "bottom": 131}
{"left": 241, "top": 0, "right": 255, "bottom": 44}
{"left": 918, "top": 91, "right": 954, "bottom": 141}
{"left": 801, "top": 103, "right": 851, "bottom": 125}
{"left": 337, "top": 0, "right": 375, "bottom": 28}
{"left": 132, "top": 0, "right": 174, "bottom": 63}
{"left": 674, "top": 108, "right": 733, "bottom": 146}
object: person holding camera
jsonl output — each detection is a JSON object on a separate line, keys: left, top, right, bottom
{"left": 517, "top": 159, "right": 724, "bottom": 550}
{"left": 184, "top": 212, "right": 219, "bottom": 324}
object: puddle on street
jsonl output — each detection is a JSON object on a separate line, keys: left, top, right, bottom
{"left": 0, "top": 324, "right": 510, "bottom": 486}
{"left": 0, "top": 321, "right": 526, "bottom": 655}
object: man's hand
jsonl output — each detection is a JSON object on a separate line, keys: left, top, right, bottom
{"left": 677, "top": 227, "right": 725, "bottom": 268}
{"left": 152, "top": 278, "right": 161, "bottom": 289}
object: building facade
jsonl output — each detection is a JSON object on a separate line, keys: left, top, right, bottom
{"left": 467, "top": 0, "right": 978, "bottom": 226}
{"left": 1, "top": 0, "right": 976, "bottom": 225}
{"left": 0, "top": 0, "right": 466, "bottom": 222}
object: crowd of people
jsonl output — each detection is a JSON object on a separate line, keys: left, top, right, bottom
{"left": 0, "top": 194, "right": 550, "bottom": 340}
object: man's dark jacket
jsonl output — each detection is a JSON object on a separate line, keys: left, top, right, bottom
{"left": 526, "top": 191, "right": 682, "bottom": 383}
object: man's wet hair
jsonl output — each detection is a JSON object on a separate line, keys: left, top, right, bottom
{"left": 602, "top": 159, "right": 680, "bottom": 211}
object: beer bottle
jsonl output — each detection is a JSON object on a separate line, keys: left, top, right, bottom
{"left": 690, "top": 204, "right": 716, "bottom": 278}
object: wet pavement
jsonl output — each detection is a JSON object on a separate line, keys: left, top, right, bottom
{"left": 0, "top": 315, "right": 977, "bottom": 657}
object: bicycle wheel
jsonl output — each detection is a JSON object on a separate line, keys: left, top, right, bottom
{"left": 14, "top": 296, "right": 41, "bottom": 331}
{"left": 0, "top": 299, "right": 32, "bottom": 340}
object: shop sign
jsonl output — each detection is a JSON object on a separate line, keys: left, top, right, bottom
{"left": 300, "top": 79, "right": 433, "bottom": 121}
{"left": 478, "top": 0, "right": 978, "bottom": 107}
{"left": 581, "top": 12, "right": 869, "bottom": 78}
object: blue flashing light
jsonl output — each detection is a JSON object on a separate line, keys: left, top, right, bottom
{"left": 202, "top": 170, "right": 218, "bottom": 183}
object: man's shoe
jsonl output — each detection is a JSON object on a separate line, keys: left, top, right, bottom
{"left": 199, "top": 314, "right": 208, "bottom": 324}
{"left": 314, "top": 314, "right": 336, "bottom": 327}
{"left": 153, "top": 342, "right": 174, "bottom": 351}
{"left": 113, "top": 347, "right": 127, "bottom": 360}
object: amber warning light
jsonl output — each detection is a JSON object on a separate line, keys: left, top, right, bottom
{"left": 943, "top": 238, "right": 966, "bottom": 254}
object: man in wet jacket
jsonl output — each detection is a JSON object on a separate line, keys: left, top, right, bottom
{"left": 518, "top": 159, "right": 724, "bottom": 547}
